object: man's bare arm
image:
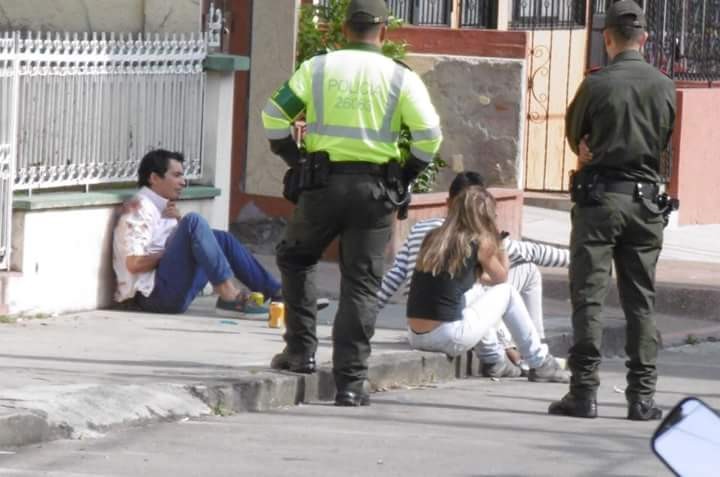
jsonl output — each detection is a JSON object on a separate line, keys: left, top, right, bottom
{"left": 126, "top": 253, "right": 163, "bottom": 274}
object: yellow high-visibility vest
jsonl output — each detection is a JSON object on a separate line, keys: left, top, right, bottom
{"left": 262, "top": 43, "right": 442, "bottom": 164}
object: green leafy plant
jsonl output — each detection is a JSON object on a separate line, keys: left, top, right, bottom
{"left": 297, "top": 0, "right": 407, "bottom": 64}
{"left": 398, "top": 127, "right": 446, "bottom": 193}
{"left": 296, "top": 0, "right": 445, "bottom": 193}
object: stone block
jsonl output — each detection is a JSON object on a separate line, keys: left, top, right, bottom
{"left": 406, "top": 54, "right": 526, "bottom": 190}
{"left": 244, "top": 0, "right": 299, "bottom": 200}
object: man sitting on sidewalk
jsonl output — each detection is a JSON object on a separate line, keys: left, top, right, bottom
{"left": 113, "top": 149, "right": 282, "bottom": 318}
{"left": 378, "top": 171, "right": 570, "bottom": 378}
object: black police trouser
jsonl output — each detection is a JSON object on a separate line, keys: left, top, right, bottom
{"left": 568, "top": 192, "right": 664, "bottom": 402}
{"left": 276, "top": 173, "right": 394, "bottom": 392}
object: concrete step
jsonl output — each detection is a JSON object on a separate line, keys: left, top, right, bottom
{"left": 540, "top": 266, "right": 720, "bottom": 321}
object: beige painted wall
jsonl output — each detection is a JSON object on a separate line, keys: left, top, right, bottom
{"left": 5, "top": 198, "right": 216, "bottom": 314}
{"left": 243, "top": 0, "right": 300, "bottom": 202}
{"left": 0, "top": 0, "right": 200, "bottom": 33}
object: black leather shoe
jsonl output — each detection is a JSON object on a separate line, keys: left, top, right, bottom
{"left": 270, "top": 349, "right": 316, "bottom": 374}
{"left": 548, "top": 393, "right": 598, "bottom": 418}
{"left": 334, "top": 380, "right": 371, "bottom": 407}
{"left": 628, "top": 399, "right": 663, "bottom": 421}
{"left": 334, "top": 390, "right": 370, "bottom": 407}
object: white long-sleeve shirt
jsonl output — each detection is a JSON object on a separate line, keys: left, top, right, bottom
{"left": 377, "top": 217, "right": 570, "bottom": 308}
{"left": 113, "top": 187, "right": 178, "bottom": 302}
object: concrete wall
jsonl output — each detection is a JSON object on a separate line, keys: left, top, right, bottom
{"left": 4, "top": 198, "right": 216, "bottom": 315}
{"left": 670, "top": 88, "right": 720, "bottom": 225}
{"left": 0, "top": 0, "right": 200, "bottom": 33}
{"left": 241, "top": 0, "right": 299, "bottom": 206}
{"left": 407, "top": 53, "right": 526, "bottom": 191}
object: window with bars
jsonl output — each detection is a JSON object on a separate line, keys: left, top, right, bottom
{"left": 460, "top": 0, "right": 497, "bottom": 28}
{"left": 593, "top": 0, "right": 720, "bottom": 82}
{"left": 388, "top": 0, "right": 452, "bottom": 26}
{"left": 511, "top": 0, "right": 587, "bottom": 30}
{"left": 314, "top": 0, "right": 452, "bottom": 26}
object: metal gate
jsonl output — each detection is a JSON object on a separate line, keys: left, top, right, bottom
{"left": 0, "top": 33, "right": 17, "bottom": 271}
{"left": 519, "top": 0, "right": 588, "bottom": 191}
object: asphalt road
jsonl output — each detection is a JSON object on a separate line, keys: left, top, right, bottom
{"left": 2, "top": 342, "right": 719, "bottom": 477}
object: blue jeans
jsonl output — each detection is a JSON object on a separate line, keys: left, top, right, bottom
{"left": 136, "top": 213, "right": 281, "bottom": 314}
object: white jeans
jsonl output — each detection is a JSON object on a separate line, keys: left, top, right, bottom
{"left": 407, "top": 283, "right": 547, "bottom": 368}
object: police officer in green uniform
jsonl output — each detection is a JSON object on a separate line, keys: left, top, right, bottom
{"left": 261, "top": 0, "right": 442, "bottom": 406}
{"left": 548, "top": 0, "right": 676, "bottom": 421}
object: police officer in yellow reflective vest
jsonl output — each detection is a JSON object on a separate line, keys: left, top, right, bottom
{"left": 548, "top": 1, "right": 676, "bottom": 421}
{"left": 262, "top": 0, "right": 442, "bottom": 406}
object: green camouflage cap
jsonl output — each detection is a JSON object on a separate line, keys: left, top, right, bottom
{"left": 604, "top": 1, "right": 646, "bottom": 29}
{"left": 346, "top": 0, "right": 389, "bottom": 24}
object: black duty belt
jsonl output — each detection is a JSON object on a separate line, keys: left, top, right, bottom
{"left": 602, "top": 181, "right": 659, "bottom": 198}
{"left": 329, "top": 161, "right": 386, "bottom": 176}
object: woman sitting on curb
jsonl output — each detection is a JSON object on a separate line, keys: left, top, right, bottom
{"left": 405, "top": 186, "right": 568, "bottom": 383}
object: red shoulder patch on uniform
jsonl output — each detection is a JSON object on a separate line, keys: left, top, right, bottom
{"left": 587, "top": 66, "right": 603, "bottom": 75}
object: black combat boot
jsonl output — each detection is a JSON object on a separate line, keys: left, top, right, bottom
{"left": 548, "top": 393, "right": 598, "bottom": 418}
{"left": 270, "top": 348, "right": 316, "bottom": 374}
{"left": 628, "top": 399, "right": 663, "bottom": 421}
{"left": 334, "top": 380, "right": 370, "bottom": 407}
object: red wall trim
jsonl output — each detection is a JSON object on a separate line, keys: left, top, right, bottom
{"left": 387, "top": 27, "right": 529, "bottom": 59}
{"left": 229, "top": 0, "right": 254, "bottom": 221}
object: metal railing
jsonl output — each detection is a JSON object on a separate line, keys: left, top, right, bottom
{"left": 460, "top": 0, "right": 497, "bottom": 28}
{"left": 511, "top": 0, "right": 587, "bottom": 30}
{"left": 4, "top": 31, "right": 206, "bottom": 191}
{"left": 594, "top": 0, "right": 720, "bottom": 82}
{"left": 645, "top": 0, "right": 720, "bottom": 82}
{"left": 0, "top": 34, "right": 17, "bottom": 269}
{"left": 315, "top": 0, "right": 452, "bottom": 26}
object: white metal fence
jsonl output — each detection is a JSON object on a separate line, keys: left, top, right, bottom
{"left": 9, "top": 31, "right": 207, "bottom": 189}
{"left": 0, "top": 34, "right": 18, "bottom": 270}
{"left": 0, "top": 31, "right": 208, "bottom": 270}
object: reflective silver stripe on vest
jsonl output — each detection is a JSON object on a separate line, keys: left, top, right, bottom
{"left": 410, "top": 145, "right": 435, "bottom": 163}
{"left": 306, "top": 123, "right": 397, "bottom": 142}
{"left": 263, "top": 101, "right": 289, "bottom": 121}
{"left": 380, "top": 64, "right": 406, "bottom": 134}
{"left": 264, "top": 127, "right": 292, "bottom": 140}
{"left": 308, "top": 55, "right": 405, "bottom": 143}
{"left": 312, "top": 55, "right": 327, "bottom": 126}
{"left": 410, "top": 125, "right": 442, "bottom": 142}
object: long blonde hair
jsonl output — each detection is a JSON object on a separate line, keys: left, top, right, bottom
{"left": 416, "top": 186, "right": 500, "bottom": 277}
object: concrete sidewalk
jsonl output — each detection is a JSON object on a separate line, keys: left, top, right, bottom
{"left": 0, "top": 299, "right": 460, "bottom": 448}
{"left": 0, "top": 204, "right": 717, "bottom": 450}
{"left": 523, "top": 204, "right": 720, "bottom": 264}
{"left": 522, "top": 205, "right": 720, "bottom": 322}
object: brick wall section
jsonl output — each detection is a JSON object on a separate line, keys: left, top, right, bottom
{"left": 387, "top": 27, "right": 528, "bottom": 59}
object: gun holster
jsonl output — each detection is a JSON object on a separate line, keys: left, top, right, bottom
{"left": 385, "top": 159, "right": 411, "bottom": 220}
{"left": 282, "top": 151, "right": 331, "bottom": 204}
{"left": 569, "top": 169, "right": 605, "bottom": 206}
{"left": 655, "top": 193, "right": 680, "bottom": 227}
{"left": 282, "top": 167, "right": 302, "bottom": 204}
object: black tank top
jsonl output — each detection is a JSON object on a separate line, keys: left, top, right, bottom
{"left": 406, "top": 242, "right": 479, "bottom": 322}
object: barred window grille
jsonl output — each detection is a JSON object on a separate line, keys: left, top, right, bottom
{"left": 314, "top": 0, "right": 452, "bottom": 26}
{"left": 460, "top": 0, "right": 497, "bottom": 28}
{"left": 511, "top": 0, "right": 587, "bottom": 30}
{"left": 388, "top": 0, "right": 452, "bottom": 26}
{"left": 595, "top": 0, "right": 720, "bottom": 82}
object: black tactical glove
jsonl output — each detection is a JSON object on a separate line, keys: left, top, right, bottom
{"left": 402, "top": 155, "right": 430, "bottom": 186}
{"left": 269, "top": 135, "right": 301, "bottom": 168}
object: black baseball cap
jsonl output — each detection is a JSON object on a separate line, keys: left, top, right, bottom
{"left": 604, "top": 1, "right": 646, "bottom": 29}
{"left": 345, "top": 0, "right": 389, "bottom": 24}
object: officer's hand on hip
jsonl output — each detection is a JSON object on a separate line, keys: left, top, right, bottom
{"left": 579, "top": 135, "right": 593, "bottom": 165}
